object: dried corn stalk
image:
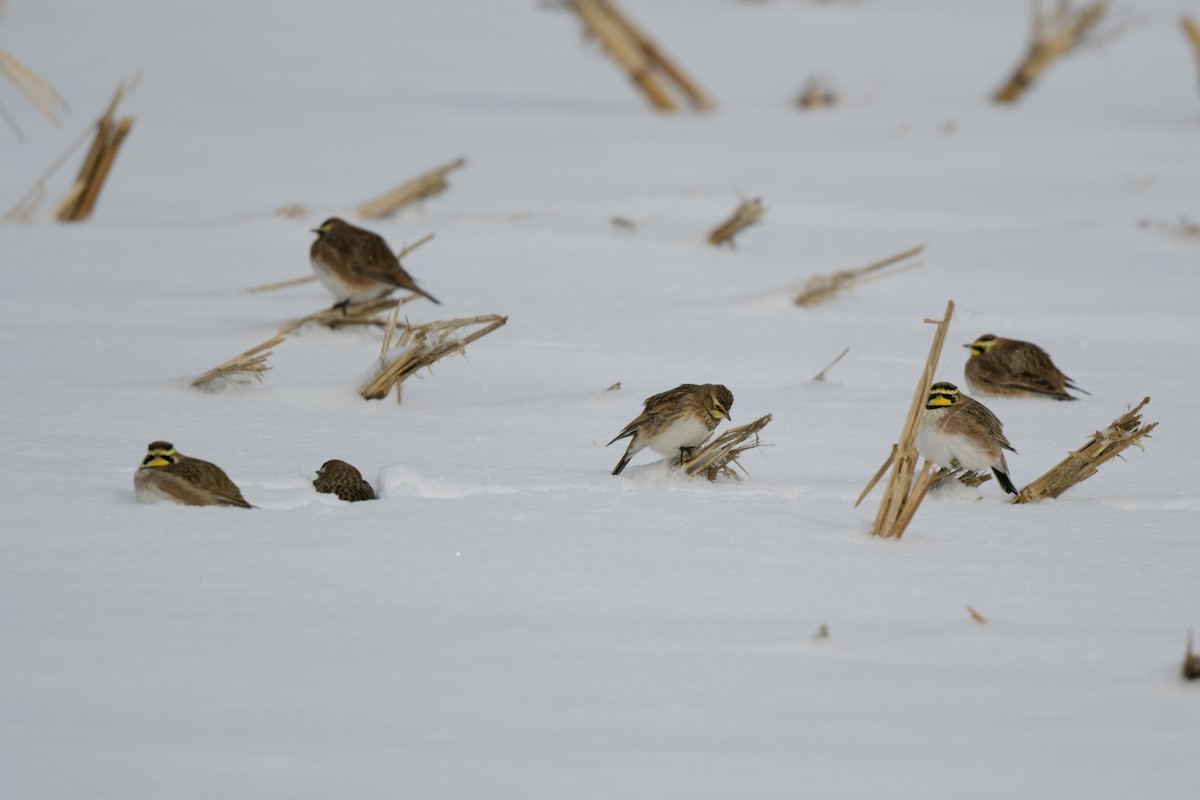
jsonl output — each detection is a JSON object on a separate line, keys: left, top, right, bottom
{"left": 1182, "top": 16, "right": 1200, "bottom": 93}
{"left": 567, "top": 0, "right": 714, "bottom": 112}
{"left": 952, "top": 469, "right": 993, "bottom": 488}
{"left": 274, "top": 204, "right": 307, "bottom": 219}
{"left": 1184, "top": 631, "right": 1200, "bottom": 681}
{"left": 248, "top": 275, "right": 319, "bottom": 294}
{"left": 361, "top": 313, "right": 508, "bottom": 402}
{"left": 682, "top": 413, "right": 772, "bottom": 481}
{"left": 794, "top": 243, "right": 925, "bottom": 307}
{"left": 357, "top": 157, "right": 466, "bottom": 219}
{"left": 0, "top": 48, "right": 69, "bottom": 140}
{"left": 54, "top": 78, "right": 136, "bottom": 221}
{"left": 857, "top": 300, "right": 955, "bottom": 539}
{"left": 796, "top": 75, "right": 838, "bottom": 109}
{"left": 191, "top": 334, "right": 285, "bottom": 390}
{"left": 810, "top": 347, "right": 850, "bottom": 382}
{"left": 279, "top": 296, "right": 415, "bottom": 335}
{"left": 708, "top": 195, "right": 765, "bottom": 247}
{"left": 1012, "top": 397, "right": 1157, "bottom": 504}
{"left": 992, "top": 1, "right": 1115, "bottom": 103}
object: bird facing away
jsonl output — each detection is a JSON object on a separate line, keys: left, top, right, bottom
{"left": 309, "top": 217, "right": 441, "bottom": 308}
{"left": 964, "top": 333, "right": 1088, "bottom": 401}
{"left": 313, "top": 459, "right": 377, "bottom": 502}
{"left": 915, "top": 382, "right": 1018, "bottom": 495}
{"left": 607, "top": 383, "right": 734, "bottom": 476}
{"left": 134, "top": 441, "right": 252, "bottom": 508}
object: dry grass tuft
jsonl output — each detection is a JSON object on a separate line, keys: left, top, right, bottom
{"left": 357, "top": 158, "right": 466, "bottom": 219}
{"left": 794, "top": 243, "right": 925, "bottom": 307}
{"left": 565, "top": 0, "right": 714, "bottom": 112}
{"left": 0, "top": 48, "right": 69, "bottom": 140}
{"left": 605, "top": 381, "right": 622, "bottom": 392}
{"left": 857, "top": 300, "right": 955, "bottom": 539}
{"left": 1013, "top": 397, "right": 1157, "bottom": 504}
{"left": 361, "top": 313, "right": 508, "bottom": 403}
{"left": 967, "top": 606, "right": 988, "bottom": 625}
{"left": 708, "top": 195, "right": 765, "bottom": 247}
{"left": 1183, "top": 630, "right": 1200, "bottom": 681}
{"left": 682, "top": 413, "right": 773, "bottom": 481}
{"left": 813, "top": 624, "right": 830, "bottom": 641}
{"left": 191, "top": 334, "right": 286, "bottom": 390}
{"left": 992, "top": 1, "right": 1120, "bottom": 103}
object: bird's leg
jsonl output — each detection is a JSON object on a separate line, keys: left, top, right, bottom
{"left": 331, "top": 299, "right": 351, "bottom": 316}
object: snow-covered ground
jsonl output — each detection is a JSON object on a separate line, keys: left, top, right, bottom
{"left": 2, "top": 1, "right": 1198, "bottom": 797}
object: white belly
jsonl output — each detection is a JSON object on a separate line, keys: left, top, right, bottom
{"left": 916, "top": 412, "right": 996, "bottom": 472}
{"left": 134, "top": 473, "right": 177, "bottom": 505}
{"left": 311, "top": 257, "right": 389, "bottom": 304}
{"left": 643, "top": 415, "right": 713, "bottom": 457}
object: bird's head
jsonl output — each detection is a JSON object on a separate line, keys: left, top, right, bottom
{"left": 140, "top": 441, "right": 178, "bottom": 469}
{"left": 705, "top": 385, "right": 734, "bottom": 422}
{"left": 926, "top": 382, "right": 962, "bottom": 409}
{"left": 965, "top": 333, "right": 999, "bottom": 357}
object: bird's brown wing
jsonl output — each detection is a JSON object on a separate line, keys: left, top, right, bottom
{"left": 974, "top": 353, "right": 1069, "bottom": 399}
{"left": 345, "top": 231, "right": 402, "bottom": 281}
{"left": 607, "top": 412, "right": 647, "bottom": 445}
{"left": 960, "top": 400, "right": 1016, "bottom": 454}
{"left": 336, "top": 480, "right": 376, "bottom": 502}
{"left": 609, "top": 384, "right": 701, "bottom": 446}
{"left": 641, "top": 384, "right": 699, "bottom": 412}
{"left": 351, "top": 236, "right": 441, "bottom": 303}
{"left": 169, "top": 459, "right": 252, "bottom": 508}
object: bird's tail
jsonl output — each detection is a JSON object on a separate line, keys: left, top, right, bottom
{"left": 993, "top": 467, "right": 1019, "bottom": 496}
{"left": 611, "top": 440, "right": 640, "bottom": 475}
{"left": 413, "top": 286, "right": 441, "bottom": 305}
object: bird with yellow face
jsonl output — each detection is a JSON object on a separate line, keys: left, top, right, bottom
{"left": 134, "top": 441, "right": 252, "bottom": 508}
{"left": 916, "top": 382, "right": 1018, "bottom": 495}
{"left": 964, "top": 333, "right": 1087, "bottom": 401}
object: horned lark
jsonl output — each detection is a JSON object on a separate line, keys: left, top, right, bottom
{"left": 964, "top": 333, "right": 1088, "bottom": 401}
{"left": 134, "top": 441, "right": 252, "bottom": 508}
{"left": 310, "top": 217, "right": 440, "bottom": 308}
{"left": 608, "top": 383, "right": 733, "bottom": 475}
{"left": 915, "top": 382, "right": 1018, "bottom": 495}
{"left": 313, "top": 459, "right": 376, "bottom": 502}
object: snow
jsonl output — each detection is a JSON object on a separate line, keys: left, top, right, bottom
{"left": 2, "top": 0, "right": 1198, "bottom": 797}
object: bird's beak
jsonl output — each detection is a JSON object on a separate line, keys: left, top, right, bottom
{"left": 962, "top": 343, "right": 971, "bottom": 348}
{"left": 725, "top": 412, "right": 732, "bottom": 422}
{"left": 310, "top": 229, "right": 320, "bottom": 234}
